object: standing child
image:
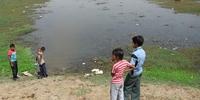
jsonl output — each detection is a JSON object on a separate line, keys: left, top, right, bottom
{"left": 36, "top": 48, "right": 41, "bottom": 78}
{"left": 8, "top": 44, "right": 18, "bottom": 81}
{"left": 111, "top": 48, "right": 134, "bottom": 100}
{"left": 124, "top": 35, "right": 146, "bottom": 100}
{"left": 37, "top": 47, "right": 48, "bottom": 78}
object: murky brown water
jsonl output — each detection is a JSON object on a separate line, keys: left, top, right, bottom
{"left": 22, "top": 0, "right": 200, "bottom": 74}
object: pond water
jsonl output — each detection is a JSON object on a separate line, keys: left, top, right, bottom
{"left": 23, "top": 0, "right": 200, "bottom": 74}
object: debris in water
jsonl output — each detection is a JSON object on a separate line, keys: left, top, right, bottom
{"left": 185, "top": 38, "right": 188, "bottom": 41}
{"left": 82, "top": 62, "right": 86, "bottom": 65}
{"left": 139, "top": 15, "right": 145, "bottom": 18}
{"left": 164, "top": 24, "right": 169, "bottom": 26}
{"left": 39, "top": 16, "right": 43, "bottom": 18}
{"left": 136, "top": 23, "right": 140, "bottom": 26}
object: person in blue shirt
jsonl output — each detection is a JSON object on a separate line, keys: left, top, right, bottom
{"left": 8, "top": 44, "right": 18, "bottom": 81}
{"left": 124, "top": 35, "right": 146, "bottom": 100}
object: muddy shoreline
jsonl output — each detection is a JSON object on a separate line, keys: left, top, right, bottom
{"left": 20, "top": 0, "right": 200, "bottom": 74}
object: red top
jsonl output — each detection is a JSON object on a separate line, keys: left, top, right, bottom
{"left": 7, "top": 49, "right": 15, "bottom": 56}
{"left": 111, "top": 60, "right": 132, "bottom": 84}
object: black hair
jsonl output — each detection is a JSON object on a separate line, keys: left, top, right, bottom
{"left": 41, "top": 46, "right": 46, "bottom": 51}
{"left": 132, "top": 35, "right": 144, "bottom": 46}
{"left": 10, "top": 43, "right": 15, "bottom": 48}
{"left": 112, "top": 48, "right": 124, "bottom": 60}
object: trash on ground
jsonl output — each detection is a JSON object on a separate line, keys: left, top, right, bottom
{"left": 84, "top": 73, "right": 91, "bottom": 77}
{"left": 172, "top": 47, "right": 179, "bottom": 51}
{"left": 22, "top": 71, "right": 33, "bottom": 77}
{"left": 82, "top": 62, "right": 86, "bottom": 65}
{"left": 91, "top": 69, "right": 103, "bottom": 75}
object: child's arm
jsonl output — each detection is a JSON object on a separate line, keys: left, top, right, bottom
{"left": 7, "top": 55, "right": 13, "bottom": 66}
{"left": 111, "top": 65, "right": 115, "bottom": 77}
{"left": 7, "top": 51, "right": 13, "bottom": 67}
{"left": 124, "top": 64, "right": 135, "bottom": 72}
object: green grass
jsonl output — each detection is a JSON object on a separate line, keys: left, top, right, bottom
{"left": 0, "top": 0, "right": 47, "bottom": 78}
{"left": 149, "top": 0, "right": 200, "bottom": 15}
{"left": 0, "top": 45, "right": 36, "bottom": 78}
{"left": 84, "top": 46, "right": 200, "bottom": 88}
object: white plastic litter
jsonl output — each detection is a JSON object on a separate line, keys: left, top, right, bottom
{"left": 22, "top": 71, "right": 33, "bottom": 77}
{"left": 34, "top": 63, "right": 38, "bottom": 66}
{"left": 82, "top": 62, "right": 86, "bottom": 65}
{"left": 172, "top": 47, "right": 179, "bottom": 51}
{"left": 84, "top": 73, "right": 90, "bottom": 77}
{"left": 95, "top": 70, "right": 103, "bottom": 75}
{"left": 91, "top": 69, "right": 103, "bottom": 75}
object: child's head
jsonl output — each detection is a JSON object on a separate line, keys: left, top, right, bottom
{"left": 112, "top": 48, "right": 124, "bottom": 62}
{"left": 9, "top": 44, "right": 15, "bottom": 51}
{"left": 132, "top": 35, "right": 144, "bottom": 48}
{"left": 40, "top": 46, "right": 46, "bottom": 52}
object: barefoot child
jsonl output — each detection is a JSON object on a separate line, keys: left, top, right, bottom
{"left": 8, "top": 44, "right": 18, "bottom": 81}
{"left": 37, "top": 47, "right": 48, "bottom": 78}
{"left": 111, "top": 48, "right": 134, "bottom": 100}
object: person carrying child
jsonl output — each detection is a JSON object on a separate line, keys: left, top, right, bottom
{"left": 110, "top": 48, "right": 134, "bottom": 100}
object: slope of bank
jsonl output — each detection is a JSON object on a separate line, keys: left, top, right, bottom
{"left": 0, "top": 75, "right": 200, "bottom": 100}
{"left": 0, "top": 0, "right": 48, "bottom": 77}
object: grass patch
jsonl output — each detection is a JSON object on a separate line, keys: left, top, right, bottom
{"left": 149, "top": 0, "right": 200, "bottom": 15}
{"left": 0, "top": 0, "right": 47, "bottom": 78}
{"left": 0, "top": 45, "right": 36, "bottom": 78}
{"left": 84, "top": 46, "right": 200, "bottom": 88}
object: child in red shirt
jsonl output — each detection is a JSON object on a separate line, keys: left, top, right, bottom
{"left": 111, "top": 48, "right": 134, "bottom": 100}
{"left": 7, "top": 44, "right": 18, "bottom": 80}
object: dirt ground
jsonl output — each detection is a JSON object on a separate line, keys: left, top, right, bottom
{"left": 0, "top": 76, "right": 200, "bottom": 100}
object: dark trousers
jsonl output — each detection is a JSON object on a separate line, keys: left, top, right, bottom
{"left": 39, "top": 63, "right": 48, "bottom": 78}
{"left": 11, "top": 61, "right": 18, "bottom": 79}
{"left": 124, "top": 74, "right": 142, "bottom": 100}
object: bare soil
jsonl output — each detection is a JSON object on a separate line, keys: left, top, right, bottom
{"left": 0, "top": 76, "right": 199, "bottom": 100}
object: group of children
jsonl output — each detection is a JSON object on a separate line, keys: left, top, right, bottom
{"left": 7, "top": 44, "right": 48, "bottom": 80}
{"left": 8, "top": 35, "right": 145, "bottom": 100}
{"left": 111, "top": 35, "right": 146, "bottom": 100}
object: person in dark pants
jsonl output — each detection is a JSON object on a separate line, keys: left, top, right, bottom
{"left": 8, "top": 44, "right": 18, "bottom": 81}
{"left": 37, "top": 46, "right": 48, "bottom": 78}
{"left": 124, "top": 35, "right": 146, "bottom": 100}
